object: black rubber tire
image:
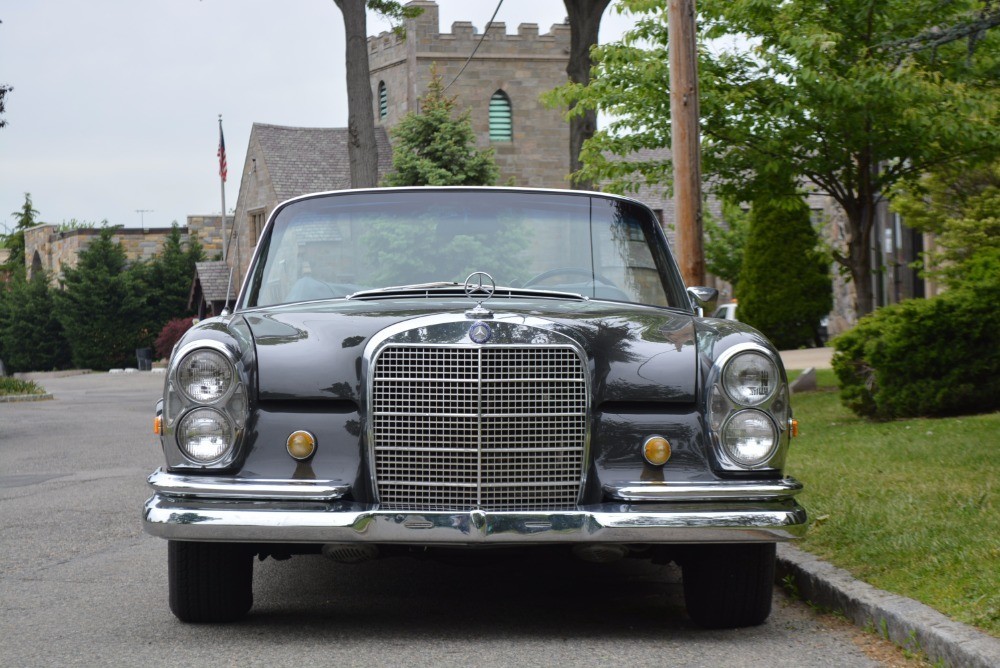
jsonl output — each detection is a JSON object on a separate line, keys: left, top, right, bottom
{"left": 168, "top": 541, "right": 253, "bottom": 623}
{"left": 680, "top": 543, "right": 776, "bottom": 629}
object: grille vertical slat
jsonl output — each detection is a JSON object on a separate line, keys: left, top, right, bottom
{"left": 371, "top": 345, "right": 587, "bottom": 511}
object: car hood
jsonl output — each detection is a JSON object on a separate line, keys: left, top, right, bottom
{"left": 241, "top": 298, "right": 698, "bottom": 404}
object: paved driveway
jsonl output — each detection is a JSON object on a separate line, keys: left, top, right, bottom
{"left": 0, "top": 371, "right": 887, "bottom": 667}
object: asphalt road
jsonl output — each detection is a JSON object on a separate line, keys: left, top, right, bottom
{"left": 1, "top": 372, "right": 886, "bottom": 667}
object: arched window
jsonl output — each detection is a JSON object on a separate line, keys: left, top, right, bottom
{"left": 378, "top": 81, "right": 388, "bottom": 120}
{"left": 489, "top": 90, "right": 512, "bottom": 142}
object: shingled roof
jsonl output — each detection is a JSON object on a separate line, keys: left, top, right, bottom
{"left": 253, "top": 124, "right": 394, "bottom": 201}
{"left": 192, "top": 261, "right": 238, "bottom": 304}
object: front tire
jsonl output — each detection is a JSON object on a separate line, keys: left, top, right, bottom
{"left": 680, "top": 543, "right": 775, "bottom": 629}
{"left": 168, "top": 541, "right": 253, "bottom": 622}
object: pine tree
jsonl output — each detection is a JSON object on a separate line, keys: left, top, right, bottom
{"left": 54, "top": 227, "right": 145, "bottom": 369}
{"left": 3, "top": 193, "right": 40, "bottom": 277}
{"left": 0, "top": 271, "right": 70, "bottom": 372}
{"left": 737, "top": 189, "right": 832, "bottom": 349}
{"left": 383, "top": 67, "right": 499, "bottom": 187}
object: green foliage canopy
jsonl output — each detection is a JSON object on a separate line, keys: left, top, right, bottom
{"left": 703, "top": 199, "right": 749, "bottom": 291}
{"left": 551, "top": 0, "right": 1000, "bottom": 316}
{"left": 0, "top": 271, "right": 70, "bottom": 373}
{"left": 891, "top": 158, "right": 1000, "bottom": 288}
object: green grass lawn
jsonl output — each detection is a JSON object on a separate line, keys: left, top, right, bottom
{"left": 785, "top": 369, "right": 999, "bottom": 636}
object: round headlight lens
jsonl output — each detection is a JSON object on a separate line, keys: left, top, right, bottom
{"left": 723, "top": 352, "right": 778, "bottom": 406}
{"left": 721, "top": 409, "right": 778, "bottom": 467}
{"left": 177, "top": 348, "right": 234, "bottom": 403}
{"left": 177, "top": 408, "right": 234, "bottom": 463}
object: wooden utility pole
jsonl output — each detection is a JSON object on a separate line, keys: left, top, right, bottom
{"left": 668, "top": 0, "right": 705, "bottom": 286}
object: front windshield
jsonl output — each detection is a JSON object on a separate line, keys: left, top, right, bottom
{"left": 242, "top": 190, "right": 686, "bottom": 309}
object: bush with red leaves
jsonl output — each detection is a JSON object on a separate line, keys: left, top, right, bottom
{"left": 155, "top": 317, "right": 196, "bottom": 360}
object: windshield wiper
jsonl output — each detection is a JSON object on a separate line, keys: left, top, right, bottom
{"left": 346, "top": 283, "right": 589, "bottom": 302}
{"left": 346, "top": 282, "right": 461, "bottom": 300}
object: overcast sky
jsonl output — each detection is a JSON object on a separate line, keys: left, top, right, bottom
{"left": 0, "top": 1, "right": 639, "bottom": 231}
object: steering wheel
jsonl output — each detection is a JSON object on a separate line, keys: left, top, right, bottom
{"left": 523, "top": 267, "right": 617, "bottom": 288}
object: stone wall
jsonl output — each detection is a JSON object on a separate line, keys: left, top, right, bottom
{"left": 23, "top": 215, "right": 229, "bottom": 284}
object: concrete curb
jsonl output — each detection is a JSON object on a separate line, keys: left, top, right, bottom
{"left": 777, "top": 544, "right": 1000, "bottom": 668}
{"left": 0, "top": 393, "right": 53, "bottom": 403}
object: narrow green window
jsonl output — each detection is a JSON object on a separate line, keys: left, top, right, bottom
{"left": 378, "top": 81, "right": 387, "bottom": 120}
{"left": 489, "top": 90, "right": 512, "bottom": 142}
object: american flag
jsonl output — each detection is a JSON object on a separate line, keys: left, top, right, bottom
{"left": 217, "top": 124, "right": 228, "bottom": 182}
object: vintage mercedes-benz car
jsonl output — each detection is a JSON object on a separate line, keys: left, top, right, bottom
{"left": 143, "top": 187, "right": 805, "bottom": 627}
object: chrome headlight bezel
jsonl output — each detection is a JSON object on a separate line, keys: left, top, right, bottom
{"left": 707, "top": 343, "right": 790, "bottom": 471}
{"left": 161, "top": 339, "right": 248, "bottom": 470}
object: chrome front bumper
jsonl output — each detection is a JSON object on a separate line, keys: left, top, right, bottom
{"left": 143, "top": 470, "right": 807, "bottom": 545}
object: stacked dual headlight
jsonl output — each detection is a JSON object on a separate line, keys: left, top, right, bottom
{"left": 708, "top": 344, "right": 789, "bottom": 470}
{"left": 164, "top": 342, "right": 247, "bottom": 468}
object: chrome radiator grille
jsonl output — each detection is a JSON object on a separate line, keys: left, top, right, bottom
{"left": 371, "top": 345, "right": 588, "bottom": 511}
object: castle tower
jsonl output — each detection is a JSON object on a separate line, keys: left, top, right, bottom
{"left": 368, "top": 1, "right": 572, "bottom": 188}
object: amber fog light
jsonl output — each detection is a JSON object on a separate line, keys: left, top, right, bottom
{"left": 642, "top": 436, "right": 672, "bottom": 466}
{"left": 287, "top": 430, "right": 317, "bottom": 460}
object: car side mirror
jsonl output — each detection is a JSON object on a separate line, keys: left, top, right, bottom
{"left": 687, "top": 287, "right": 719, "bottom": 316}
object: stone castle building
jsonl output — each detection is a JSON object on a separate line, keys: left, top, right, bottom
{"left": 222, "top": 2, "right": 692, "bottom": 291}
{"left": 368, "top": 0, "right": 571, "bottom": 188}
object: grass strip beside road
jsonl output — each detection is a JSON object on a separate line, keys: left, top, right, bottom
{"left": 786, "top": 369, "right": 999, "bottom": 636}
{"left": 0, "top": 377, "right": 44, "bottom": 396}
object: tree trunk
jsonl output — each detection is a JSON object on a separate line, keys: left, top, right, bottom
{"left": 564, "top": 0, "right": 611, "bottom": 191}
{"left": 335, "top": 0, "right": 380, "bottom": 189}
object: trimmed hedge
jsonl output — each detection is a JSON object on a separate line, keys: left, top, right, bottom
{"left": 832, "top": 259, "right": 1000, "bottom": 419}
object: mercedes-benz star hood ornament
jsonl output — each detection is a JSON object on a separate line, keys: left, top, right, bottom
{"left": 464, "top": 271, "right": 495, "bottom": 318}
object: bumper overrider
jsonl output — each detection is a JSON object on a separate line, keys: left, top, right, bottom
{"left": 143, "top": 469, "right": 807, "bottom": 544}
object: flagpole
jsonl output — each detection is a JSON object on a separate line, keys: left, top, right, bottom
{"left": 218, "top": 114, "right": 229, "bottom": 262}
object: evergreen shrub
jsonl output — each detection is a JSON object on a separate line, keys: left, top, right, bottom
{"left": 737, "top": 193, "right": 832, "bottom": 349}
{"left": 832, "top": 252, "right": 1000, "bottom": 419}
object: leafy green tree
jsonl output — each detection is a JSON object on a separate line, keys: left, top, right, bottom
{"left": 3, "top": 193, "right": 40, "bottom": 276}
{"left": 54, "top": 227, "right": 147, "bottom": 369}
{"left": 738, "top": 189, "right": 832, "bottom": 349}
{"left": 0, "top": 271, "right": 70, "bottom": 372}
{"left": 891, "top": 158, "right": 1000, "bottom": 288}
{"left": 383, "top": 68, "right": 499, "bottom": 186}
{"left": 704, "top": 199, "right": 749, "bottom": 291}
{"left": 551, "top": 0, "right": 1000, "bottom": 317}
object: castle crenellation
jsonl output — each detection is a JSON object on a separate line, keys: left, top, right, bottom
{"left": 367, "top": 7, "right": 570, "bottom": 69}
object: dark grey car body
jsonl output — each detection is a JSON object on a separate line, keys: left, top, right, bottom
{"left": 144, "top": 188, "right": 805, "bottom": 627}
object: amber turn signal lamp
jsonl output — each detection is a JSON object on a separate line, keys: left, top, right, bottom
{"left": 790, "top": 419, "right": 799, "bottom": 437}
{"left": 642, "top": 436, "right": 672, "bottom": 466}
{"left": 153, "top": 415, "right": 162, "bottom": 435}
{"left": 287, "top": 430, "right": 317, "bottom": 460}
